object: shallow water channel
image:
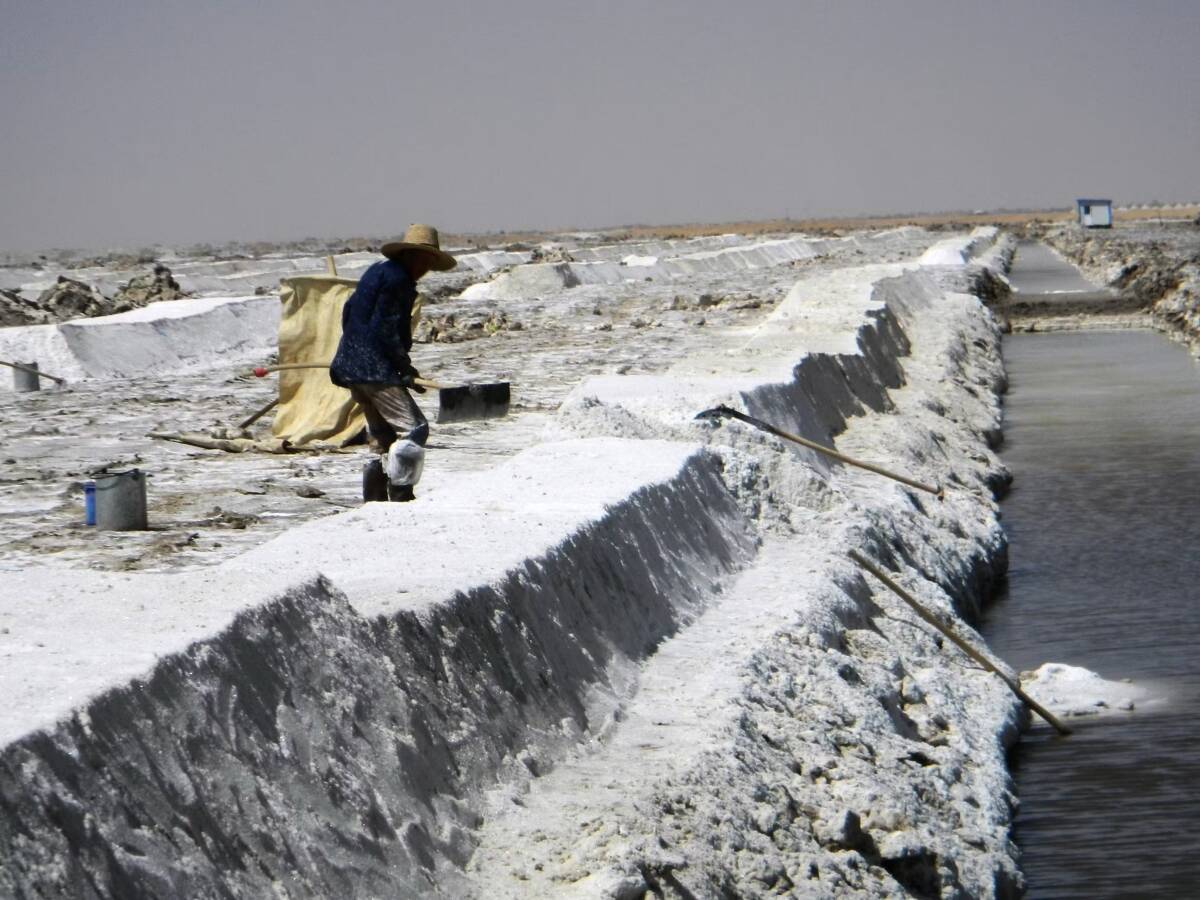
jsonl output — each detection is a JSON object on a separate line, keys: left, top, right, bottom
{"left": 982, "top": 329, "right": 1200, "bottom": 897}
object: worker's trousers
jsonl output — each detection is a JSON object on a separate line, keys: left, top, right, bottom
{"left": 348, "top": 384, "right": 429, "bottom": 452}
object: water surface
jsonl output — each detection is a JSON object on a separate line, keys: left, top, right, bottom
{"left": 1007, "top": 240, "right": 1114, "bottom": 301}
{"left": 983, "top": 330, "right": 1200, "bottom": 898}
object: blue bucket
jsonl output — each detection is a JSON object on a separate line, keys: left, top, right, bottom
{"left": 84, "top": 481, "right": 96, "bottom": 526}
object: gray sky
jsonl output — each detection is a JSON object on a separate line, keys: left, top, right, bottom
{"left": 2, "top": 0, "right": 1197, "bottom": 251}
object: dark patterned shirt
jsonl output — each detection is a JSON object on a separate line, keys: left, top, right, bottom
{"left": 329, "top": 259, "right": 416, "bottom": 386}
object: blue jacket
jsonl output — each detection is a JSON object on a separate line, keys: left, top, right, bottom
{"left": 329, "top": 259, "right": 416, "bottom": 386}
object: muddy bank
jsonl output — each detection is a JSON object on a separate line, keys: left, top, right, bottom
{"left": 1032, "top": 220, "right": 1200, "bottom": 346}
{"left": 992, "top": 239, "right": 1149, "bottom": 336}
{"left": 1, "top": 232, "right": 1024, "bottom": 897}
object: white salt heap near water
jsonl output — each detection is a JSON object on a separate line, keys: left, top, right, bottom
{"left": 1020, "top": 663, "right": 1157, "bottom": 719}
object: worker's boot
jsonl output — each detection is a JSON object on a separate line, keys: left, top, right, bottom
{"left": 384, "top": 438, "right": 425, "bottom": 503}
{"left": 387, "top": 483, "right": 415, "bottom": 502}
{"left": 362, "top": 458, "right": 388, "bottom": 503}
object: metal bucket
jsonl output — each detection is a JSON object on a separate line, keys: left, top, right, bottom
{"left": 94, "top": 469, "right": 148, "bottom": 531}
{"left": 12, "top": 362, "right": 40, "bottom": 392}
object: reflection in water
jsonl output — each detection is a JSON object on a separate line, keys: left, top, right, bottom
{"left": 982, "top": 331, "right": 1200, "bottom": 898}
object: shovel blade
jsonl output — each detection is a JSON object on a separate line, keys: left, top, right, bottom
{"left": 436, "top": 382, "right": 510, "bottom": 423}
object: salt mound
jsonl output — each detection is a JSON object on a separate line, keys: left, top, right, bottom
{"left": 915, "top": 226, "right": 1001, "bottom": 267}
{"left": 1020, "top": 662, "right": 1156, "bottom": 718}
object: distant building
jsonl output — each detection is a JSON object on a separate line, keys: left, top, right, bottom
{"left": 1076, "top": 198, "right": 1113, "bottom": 228}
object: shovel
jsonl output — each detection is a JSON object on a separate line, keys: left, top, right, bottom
{"left": 249, "top": 363, "right": 510, "bottom": 424}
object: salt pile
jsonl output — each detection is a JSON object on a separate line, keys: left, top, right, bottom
{"left": 1020, "top": 663, "right": 1156, "bottom": 719}
{"left": 0, "top": 294, "right": 277, "bottom": 383}
{"left": 461, "top": 229, "right": 930, "bottom": 301}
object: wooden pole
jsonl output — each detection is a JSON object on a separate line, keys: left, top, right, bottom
{"left": 250, "top": 362, "right": 448, "bottom": 390}
{"left": 253, "top": 362, "right": 329, "bottom": 374}
{"left": 325, "top": 255, "right": 337, "bottom": 276}
{"left": 698, "top": 405, "right": 943, "bottom": 498}
{"left": 237, "top": 397, "right": 278, "bottom": 430}
{"left": 848, "top": 549, "right": 1072, "bottom": 736}
{"left": 0, "top": 358, "right": 67, "bottom": 385}
{"left": 148, "top": 432, "right": 249, "bottom": 452}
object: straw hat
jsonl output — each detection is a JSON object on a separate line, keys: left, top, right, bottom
{"left": 381, "top": 223, "right": 457, "bottom": 271}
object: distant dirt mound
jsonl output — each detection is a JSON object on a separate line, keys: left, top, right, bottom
{"left": 8, "top": 265, "right": 187, "bottom": 326}
{"left": 112, "top": 263, "right": 185, "bottom": 308}
{"left": 528, "top": 246, "right": 574, "bottom": 263}
{"left": 0, "top": 288, "right": 51, "bottom": 326}
{"left": 35, "top": 276, "right": 111, "bottom": 320}
{"left": 413, "top": 310, "right": 520, "bottom": 343}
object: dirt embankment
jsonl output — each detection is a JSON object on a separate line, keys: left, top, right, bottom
{"left": 1031, "top": 221, "right": 1200, "bottom": 345}
{"left": 0, "top": 265, "right": 186, "bottom": 327}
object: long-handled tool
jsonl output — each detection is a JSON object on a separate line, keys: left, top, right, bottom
{"left": 696, "top": 404, "right": 942, "bottom": 498}
{"left": 238, "top": 397, "right": 279, "bottom": 430}
{"left": 249, "top": 362, "right": 510, "bottom": 424}
{"left": 0, "top": 359, "right": 67, "bottom": 385}
{"left": 849, "top": 550, "right": 1072, "bottom": 736}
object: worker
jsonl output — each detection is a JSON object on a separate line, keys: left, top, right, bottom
{"left": 329, "top": 223, "right": 457, "bottom": 502}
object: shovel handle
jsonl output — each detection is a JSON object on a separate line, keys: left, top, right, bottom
{"left": 238, "top": 397, "right": 279, "bottom": 429}
{"left": 251, "top": 363, "right": 328, "bottom": 376}
{"left": 412, "top": 376, "right": 448, "bottom": 390}
{"left": 0, "top": 359, "right": 67, "bottom": 384}
{"left": 697, "top": 405, "right": 943, "bottom": 498}
{"left": 849, "top": 550, "right": 1072, "bottom": 736}
{"left": 250, "top": 363, "right": 447, "bottom": 390}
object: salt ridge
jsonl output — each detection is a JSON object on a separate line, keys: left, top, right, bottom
{"left": 2, "top": 229, "right": 1029, "bottom": 897}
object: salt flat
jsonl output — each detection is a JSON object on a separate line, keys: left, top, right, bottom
{"left": 0, "top": 228, "right": 932, "bottom": 572}
{"left": 0, "top": 226, "right": 1032, "bottom": 898}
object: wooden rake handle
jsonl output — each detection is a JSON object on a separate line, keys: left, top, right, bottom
{"left": 0, "top": 359, "right": 67, "bottom": 384}
{"left": 237, "top": 397, "right": 279, "bottom": 429}
{"left": 248, "top": 362, "right": 447, "bottom": 390}
{"left": 697, "top": 405, "right": 943, "bottom": 498}
{"left": 849, "top": 550, "right": 1072, "bottom": 736}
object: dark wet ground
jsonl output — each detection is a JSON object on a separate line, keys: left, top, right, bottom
{"left": 982, "top": 330, "right": 1200, "bottom": 897}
